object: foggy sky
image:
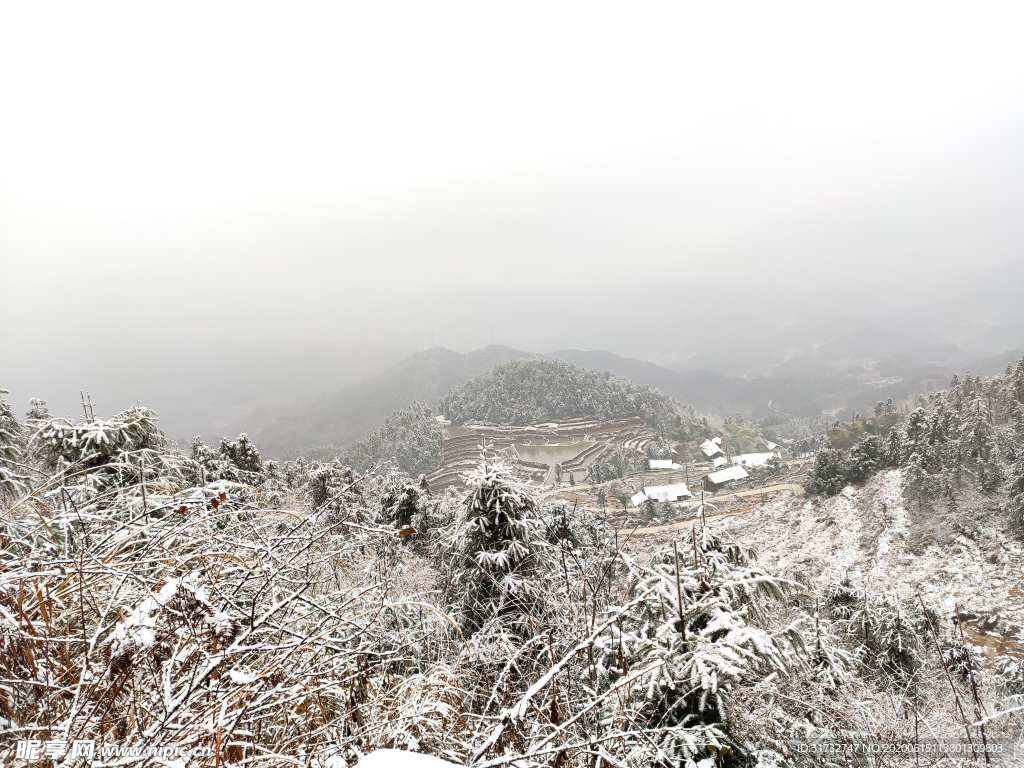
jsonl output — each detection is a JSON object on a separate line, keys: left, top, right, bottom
{"left": 3, "top": 2, "right": 1024, "bottom": 423}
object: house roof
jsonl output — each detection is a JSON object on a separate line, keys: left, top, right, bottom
{"left": 731, "top": 452, "right": 778, "bottom": 467}
{"left": 630, "top": 491, "right": 648, "bottom": 507}
{"left": 707, "top": 465, "right": 749, "bottom": 484}
{"left": 648, "top": 459, "right": 682, "bottom": 470}
{"left": 700, "top": 439, "right": 724, "bottom": 457}
{"left": 644, "top": 483, "right": 693, "bottom": 502}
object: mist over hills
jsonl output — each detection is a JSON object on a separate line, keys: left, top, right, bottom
{"left": 240, "top": 262, "right": 1024, "bottom": 455}
{"left": 3, "top": 265, "right": 1022, "bottom": 455}
{"left": 256, "top": 345, "right": 539, "bottom": 455}
{"left": 253, "top": 335, "right": 1022, "bottom": 458}
{"left": 556, "top": 345, "right": 1021, "bottom": 423}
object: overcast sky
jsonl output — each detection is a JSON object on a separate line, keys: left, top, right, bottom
{"left": 2, "top": 1, "right": 1024, "bottom": 352}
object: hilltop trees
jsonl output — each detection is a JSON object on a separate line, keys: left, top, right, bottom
{"left": 190, "top": 432, "right": 265, "bottom": 484}
{"left": 590, "top": 447, "right": 648, "bottom": 482}
{"left": 825, "top": 399, "right": 903, "bottom": 450}
{"left": 806, "top": 358, "right": 1024, "bottom": 501}
{"left": 340, "top": 401, "right": 444, "bottom": 476}
{"left": 439, "top": 358, "right": 689, "bottom": 429}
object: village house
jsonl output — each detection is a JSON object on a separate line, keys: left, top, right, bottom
{"left": 703, "top": 464, "right": 749, "bottom": 491}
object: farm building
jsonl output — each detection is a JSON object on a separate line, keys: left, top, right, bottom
{"left": 648, "top": 459, "right": 682, "bottom": 470}
{"left": 730, "top": 452, "right": 779, "bottom": 467}
{"left": 713, "top": 456, "right": 728, "bottom": 467}
{"left": 704, "top": 464, "right": 749, "bottom": 491}
{"left": 644, "top": 483, "right": 694, "bottom": 502}
{"left": 630, "top": 490, "right": 648, "bottom": 507}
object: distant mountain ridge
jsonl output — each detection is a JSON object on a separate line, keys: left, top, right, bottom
{"left": 551, "top": 347, "right": 1022, "bottom": 423}
{"left": 258, "top": 345, "right": 539, "bottom": 455}
{"left": 255, "top": 341, "right": 1024, "bottom": 458}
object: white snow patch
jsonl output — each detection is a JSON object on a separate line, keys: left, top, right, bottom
{"left": 354, "top": 750, "right": 461, "bottom": 768}
{"left": 228, "top": 668, "right": 257, "bottom": 685}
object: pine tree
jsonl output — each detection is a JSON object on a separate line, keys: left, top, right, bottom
{"left": 377, "top": 470, "right": 424, "bottom": 529}
{"left": 1007, "top": 452, "right": 1024, "bottom": 522}
{"left": 433, "top": 461, "right": 551, "bottom": 635}
{"left": 904, "top": 453, "right": 937, "bottom": 509}
{"left": 25, "top": 398, "right": 51, "bottom": 425}
{"left": 32, "top": 406, "right": 165, "bottom": 477}
{"left": 641, "top": 497, "right": 657, "bottom": 519}
{"left": 305, "top": 460, "right": 353, "bottom": 509}
{"left": 804, "top": 449, "right": 848, "bottom": 496}
{"left": 810, "top": 600, "right": 855, "bottom": 691}
{"left": 591, "top": 530, "right": 805, "bottom": 763}
{"left": 845, "top": 435, "right": 885, "bottom": 483}
{"left": 0, "top": 392, "right": 26, "bottom": 499}
{"left": 219, "top": 433, "right": 264, "bottom": 474}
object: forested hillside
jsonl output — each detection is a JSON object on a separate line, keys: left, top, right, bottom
{"left": 337, "top": 401, "right": 444, "bottom": 476}
{"left": 438, "top": 357, "right": 691, "bottom": 429}
{"left": 804, "top": 358, "right": 1024, "bottom": 505}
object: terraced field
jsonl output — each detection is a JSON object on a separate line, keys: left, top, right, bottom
{"left": 425, "top": 416, "right": 654, "bottom": 488}
{"left": 426, "top": 415, "right": 812, "bottom": 527}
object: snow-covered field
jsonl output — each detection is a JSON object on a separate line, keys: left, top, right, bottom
{"left": 717, "top": 470, "right": 1022, "bottom": 661}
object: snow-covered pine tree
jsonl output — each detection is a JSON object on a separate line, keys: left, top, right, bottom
{"left": 433, "top": 460, "right": 551, "bottom": 636}
{"left": 377, "top": 468, "right": 425, "bottom": 529}
{"left": 804, "top": 448, "right": 848, "bottom": 496}
{"left": 809, "top": 600, "right": 855, "bottom": 691}
{"left": 219, "top": 432, "right": 263, "bottom": 474}
{"left": 641, "top": 497, "right": 657, "bottom": 519}
{"left": 0, "top": 392, "right": 27, "bottom": 499}
{"left": 189, "top": 433, "right": 265, "bottom": 485}
{"left": 305, "top": 460, "right": 354, "bottom": 509}
{"left": 589, "top": 526, "right": 806, "bottom": 764}
{"left": 31, "top": 406, "right": 166, "bottom": 481}
{"left": 25, "top": 398, "right": 51, "bottom": 425}
{"left": 1008, "top": 452, "right": 1024, "bottom": 522}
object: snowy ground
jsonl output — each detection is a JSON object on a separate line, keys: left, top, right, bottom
{"left": 713, "top": 470, "right": 1023, "bottom": 661}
